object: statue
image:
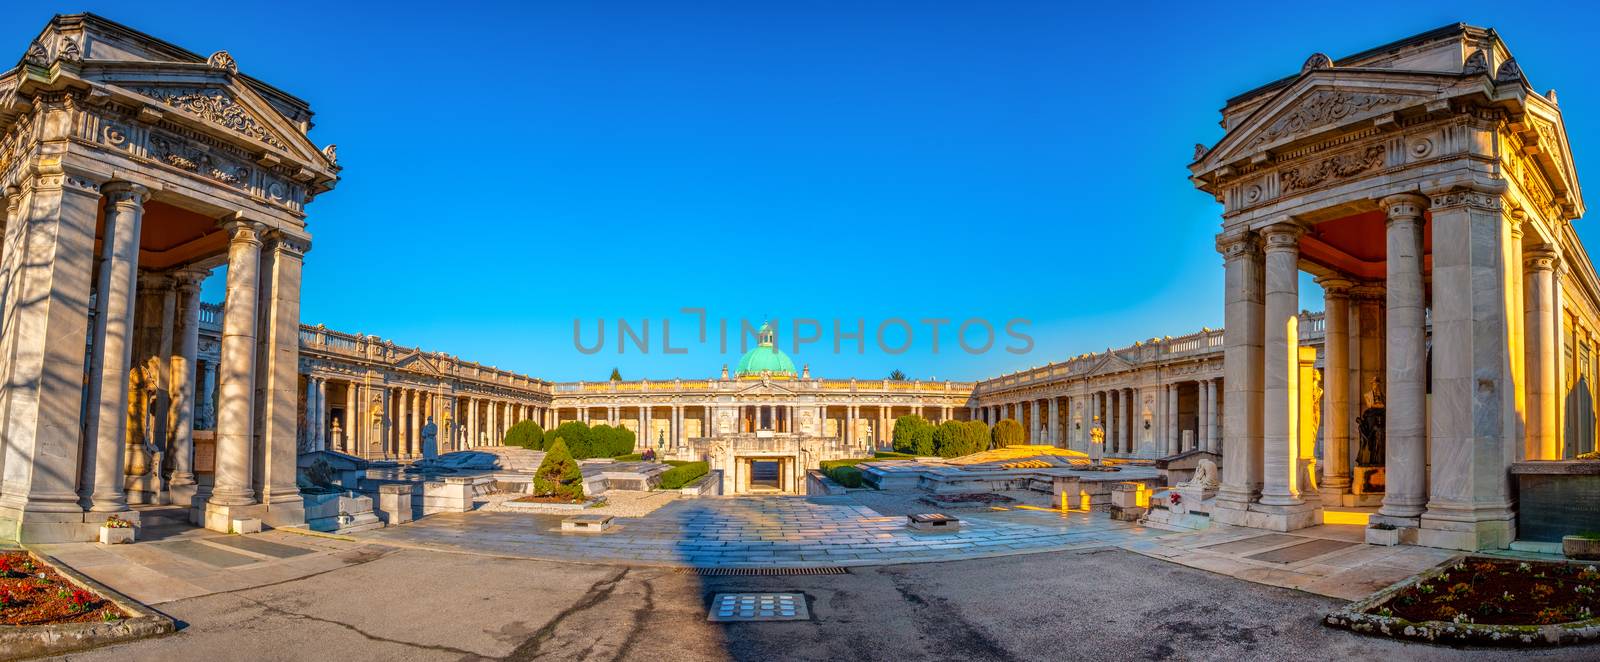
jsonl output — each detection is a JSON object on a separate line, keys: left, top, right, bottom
{"left": 420, "top": 416, "right": 439, "bottom": 460}
{"left": 1181, "top": 458, "right": 1220, "bottom": 489}
{"left": 1356, "top": 376, "right": 1386, "bottom": 466}
{"left": 1089, "top": 416, "right": 1106, "bottom": 465}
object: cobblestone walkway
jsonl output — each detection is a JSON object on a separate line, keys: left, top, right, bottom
{"left": 356, "top": 495, "right": 1171, "bottom": 567}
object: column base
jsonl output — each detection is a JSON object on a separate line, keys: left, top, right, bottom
{"left": 1418, "top": 505, "right": 1516, "bottom": 551}
{"left": 1212, "top": 498, "right": 1322, "bottom": 532}
{"left": 1319, "top": 477, "right": 1352, "bottom": 506}
{"left": 197, "top": 498, "right": 270, "bottom": 534}
{"left": 0, "top": 505, "right": 142, "bottom": 543}
{"left": 168, "top": 482, "right": 200, "bottom": 508}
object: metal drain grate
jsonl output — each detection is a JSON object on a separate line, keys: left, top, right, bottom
{"left": 675, "top": 566, "right": 848, "bottom": 576}
{"left": 707, "top": 593, "right": 809, "bottom": 622}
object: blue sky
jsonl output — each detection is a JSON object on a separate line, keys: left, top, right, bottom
{"left": 10, "top": 1, "right": 1599, "bottom": 382}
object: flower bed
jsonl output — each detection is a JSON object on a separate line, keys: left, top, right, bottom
{"left": 0, "top": 550, "right": 174, "bottom": 658}
{"left": 0, "top": 552, "right": 120, "bottom": 625}
{"left": 1327, "top": 555, "right": 1600, "bottom": 646}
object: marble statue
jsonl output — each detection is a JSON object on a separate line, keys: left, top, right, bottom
{"left": 1181, "top": 458, "right": 1220, "bottom": 489}
{"left": 420, "top": 416, "right": 439, "bottom": 460}
{"left": 1089, "top": 417, "right": 1106, "bottom": 465}
{"left": 1356, "top": 376, "right": 1386, "bottom": 466}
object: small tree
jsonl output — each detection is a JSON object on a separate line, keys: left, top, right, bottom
{"left": 887, "top": 369, "right": 907, "bottom": 381}
{"left": 992, "top": 418, "right": 1025, "bottom": 448}
{"left": 503, "top": 420, "right": 544, "bottom": 449}
{"left": 932, "top": 420, "right": 963, "bottom": 458}
{"left": 609, "top": 368, "right": 623, "bottom": 382}
{"left": 533, "top": 438, "right": 584, "bottom": 501}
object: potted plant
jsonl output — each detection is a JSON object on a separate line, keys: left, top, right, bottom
{"left": 1366, "top": 521, "right": 1400, "bottom": 546}
{"left": 1564, "top": 532, "right": 1600, "bottom": 560}
{"left": 99, "top": 515, "right": 135, "bottom": 545}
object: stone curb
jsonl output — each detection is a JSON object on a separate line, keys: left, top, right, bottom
{"left": 1324, "top": 553, "right": 1600, "bottom": 647}
{"left": 0, "top": 550, "right": 176, "bottom": 659}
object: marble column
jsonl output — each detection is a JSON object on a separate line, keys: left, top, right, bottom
{"left": 1166, "top": 384, "right": 1179, "bottom": 455}
{"left": 84, "top": 182, "right": 147, "bottom": 512}
{"left": 397, "top": 389, "right": 410, "bottom": 455}
{"left": 1107, "top": 390, "right": 1119, "bottom": 455}
{"left": 320, "top": 377, "right": 332, "bottom": 450}
{"left": 1047, "top": 397, "right": 1060, "bottom": 446}
{"left": 1259, "top": 222, "right": 1304, "bottom": 508}
{"left": 1525, "top": 247, "right": 1559, "bottom": 460}
{"left": 1378, "top": 194, "right": 1429, "bottom": 525}
{"left": 210, "top": 220, "right": 263, "bottom": 507}
{"left": 1318, "top": 277, "right": 1353, "bottom": 502}
{"left": 304, "top": 378, "right": 318, "bottom": 451}
{"left": 1205, "top": 379, "right": 1220, "bottom": 453}
{"left": 258, "top": 234, "right": 306, "bottom": 517}
{"left": 344, "top": 381, "right": 357, "bottom": 453}
{"left": 169, "top": 269, "right": 206, "bottom": 488}
{"left": 1029, "top": 400, "right": 1040, "bottom": 443}
{"left": 1420, "top": 188, "right": 1517, "bottom": 550}
{"left": 467, "top": 397, "right": 477, "bottom": 448}
{"left": 1196, "top": 381, "right": 1209, "bottom": 455}
{"left": 1216, "top": 232, "right": 1265, "bottom": 518}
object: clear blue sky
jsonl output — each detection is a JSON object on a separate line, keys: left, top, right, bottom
{"left": 10, "top": 1, "right": 1599, "bottom": 382}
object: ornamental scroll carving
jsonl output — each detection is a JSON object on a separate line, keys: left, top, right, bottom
{"left": 1247, "top": 91, "right": 1410, "bottom": 149}
{"left": 134, "top": 87, "right": 287, "bottom": 151}
{"left": 1279, "top": 144, "right": 1385, "bottom": 193}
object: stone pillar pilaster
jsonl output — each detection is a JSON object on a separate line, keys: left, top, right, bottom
{"left": 208, "top": 219, "right": 264, "bottom": 508}
{"left": 83, "top": 182, "right": 146, "bottom": 513}
{"left": 169, "top": 268, "right": 206, "bottom": 489}
{"left": 1420, "top": 188, "right": 1518, "bottom": 550}
{"left": 258, "top": 233, "right": 306, "bottom": 522}
{"left": 1205, "top": 379, "right": 1220, "bottom": 453}
{"left": 1525, "top": 247, "right": 1559, "bottom": 460}
{"left": 1317, "top": 277, "right": 1353, "bottom": 503}
{"left": 1259, "top": 222, "right": 1305, "bottom": 510}
{"left": 1377, "top": 194, "right": 1430, "bottom": 527}
{"left": 315, "top": 377, "right": 328, "bottom": 452}
{"left": 344, "top": 381, "right": 357, "bottom": 453}
{"left": 1215, "top": 231, "right": 1265, "bottom": 522}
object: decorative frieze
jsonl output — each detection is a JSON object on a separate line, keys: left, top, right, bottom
{"left": 1248, "top": 91, "right": 1413, "bottom": 150}
{"left": 1279, "top": 144, "right": 1385, "bottom": 193}
{"left": 133, "top": 87, "right": 288, "bottom": 151}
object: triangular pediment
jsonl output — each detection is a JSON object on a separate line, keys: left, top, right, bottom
{"left": 1198, "top": 74, "right": 1443, "bottom": 170}
{"left": 113, "top": 80, "right": 329, "bottom": 167}
{"left": 394, "top": 351, "right": 442, "bottom": 376}
{"left": 733, "top": 381, "right": 798, "bottom": 397}
{"left": 1086, "top": 352, "right": 1135, "bottom": 377}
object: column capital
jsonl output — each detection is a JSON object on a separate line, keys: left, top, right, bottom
{"left": 1215, "top": 231, "right": 1261, "bottom": 259}
{"left": 1348, "top": 282, "right": 1387, "bottom": 300}
{"left": 220, "top": 215, "right": 266, "bottom": 244}
{"left": 1378, "top": 192, "right": 1430, "bottom": 220}
{"left": 1423, "top": 186, "right": 1502, "bottom": 212}
{"left": 100, "top": 181, "right": 150, "bottom": 205}
{"left": 1260, "top": 222, "right": 1305, "bottom": 250}
{"left": 1314, "top": 276, "right": 1355, "bottom": 296}
{"left": 172, "top": 266, "right": 211, "bottom": 292}
{"left": 1524, "top": 246, "right": 1560, "bottom": 272}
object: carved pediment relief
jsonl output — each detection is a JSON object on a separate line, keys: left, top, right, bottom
{"left": 1245, "top": 90, "right": 1414, "bottom": 150}
{"left": 1085, "top": 353, "right": 1135, "bottom": 377}
{"left": 1199, "top": 79, "right": 1435, "bottom": 170}
{"left": 131, "top": 85, "right": 290, "bottom": 151}
{"left": 394, "top": 351, "right": 442, "bottom": 376}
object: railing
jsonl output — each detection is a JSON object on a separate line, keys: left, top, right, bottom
{"left": 552, "top": 377, "right": 975, "bottom": 397}
{"left": 199, "top": 302, "right": 222, "bottom": 327}
{"left": 292, "top": 320, "right": 552, "bottom": 394}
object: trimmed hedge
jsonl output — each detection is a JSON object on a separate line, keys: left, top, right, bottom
{"left": 827, "top": 465, "right": 863, "bottom": 488}
{"left": 891, "top": 415, "right": 935, "bottom": 456}
{"left": 613, "top": 453, "right": 644, "bottom": 462}
{"left": 504, "top": 420, "right": 544, "bottom": 449}
{"left": 992, "top": 418, "right": 1025, "bottom": 448}
{"left": 657, "top": 461, "right": 709, "bottom": 490}
{"left": 540, "top": 421, "right": 635, "bottom": 459}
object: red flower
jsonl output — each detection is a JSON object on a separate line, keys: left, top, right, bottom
{"left": 1169, "top": 493, "right": 1183, "bottom": 505}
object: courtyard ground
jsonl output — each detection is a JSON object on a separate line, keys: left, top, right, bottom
{"left": 27, "top": 492, "right": 1595, "bottom": 660}
{"left": 44, "top": 544, "right": 1593, "bottom": 661}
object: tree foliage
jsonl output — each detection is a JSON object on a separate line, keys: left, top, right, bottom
{"left": 503, "top": 420, "right": 544, "bottom": 449}
{"left": 992, "top": 418, "right": 1025, "bottom": 448}
{"left": 887, "top": 369, "right": 907, "bottom": 381}
{"left": 532, "top": 438, "right": 584, "bottom": 501}
{"left": 934, "top": 420, "right": 984, "bottom": 458}
{"left": 540, "top": 421, "right": 633, "bottom": 459}
{"left": 609, "top": 368, "right": 623, "bottom": 381}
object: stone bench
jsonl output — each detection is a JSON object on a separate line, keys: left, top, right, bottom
{"left": 907, "top": 512, "right": 960, "bottom": 532}
{"left": 561, "top": 514, "right": 614, "bottom": 533}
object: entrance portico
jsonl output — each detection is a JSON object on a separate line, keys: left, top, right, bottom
{"left": 1191, "top": 25, "right": 1587, "bottom": 549}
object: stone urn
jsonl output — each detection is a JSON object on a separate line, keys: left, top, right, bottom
{"left": 1563, "top": 535, "right": 1600, "bottom": 560}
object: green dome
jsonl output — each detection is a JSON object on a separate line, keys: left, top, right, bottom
{"left": 735, "top": 322, "right": 797, "bottom": 378}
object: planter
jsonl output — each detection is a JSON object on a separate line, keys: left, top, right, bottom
{"left": 1564, "top": 536, "right": 1600, "bottom": 561}
{"left": 97, "top": 526, "right": 134, "bottom": 545}
{"left": 1366, "top": 526, "right": 1400, "bottom": 546}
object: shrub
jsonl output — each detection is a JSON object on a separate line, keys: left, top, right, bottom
{"left": 934, "top": 420, "right": 982, "bottom": 458}
{"left": 532, "top": 439, "right": 584, "bottom": 501}
{"left": 657, "top": 461, "right": 709, "bottom": 489}
{"left": 992, "top": 419, "right": 1024, "bottom": 448}
{"left": 503, "top": 420, "right": 544, "bottom": 449}
{"left": 828, "top": 465, "right": 864, "bottom": 488}
{"left": 962, "top": 420, "right": 991, "bottom": 454}
{"left": 547, "top": 422, "right": 592, "bottom": 458}
{"left": 873, "top": 451, "right": 915, "bottom": 459}
{"left": 614, "top": 453, "right": 643, "bottom": 462}
{"left": 891, "top": 415, "right": 934, "bottom": 455}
